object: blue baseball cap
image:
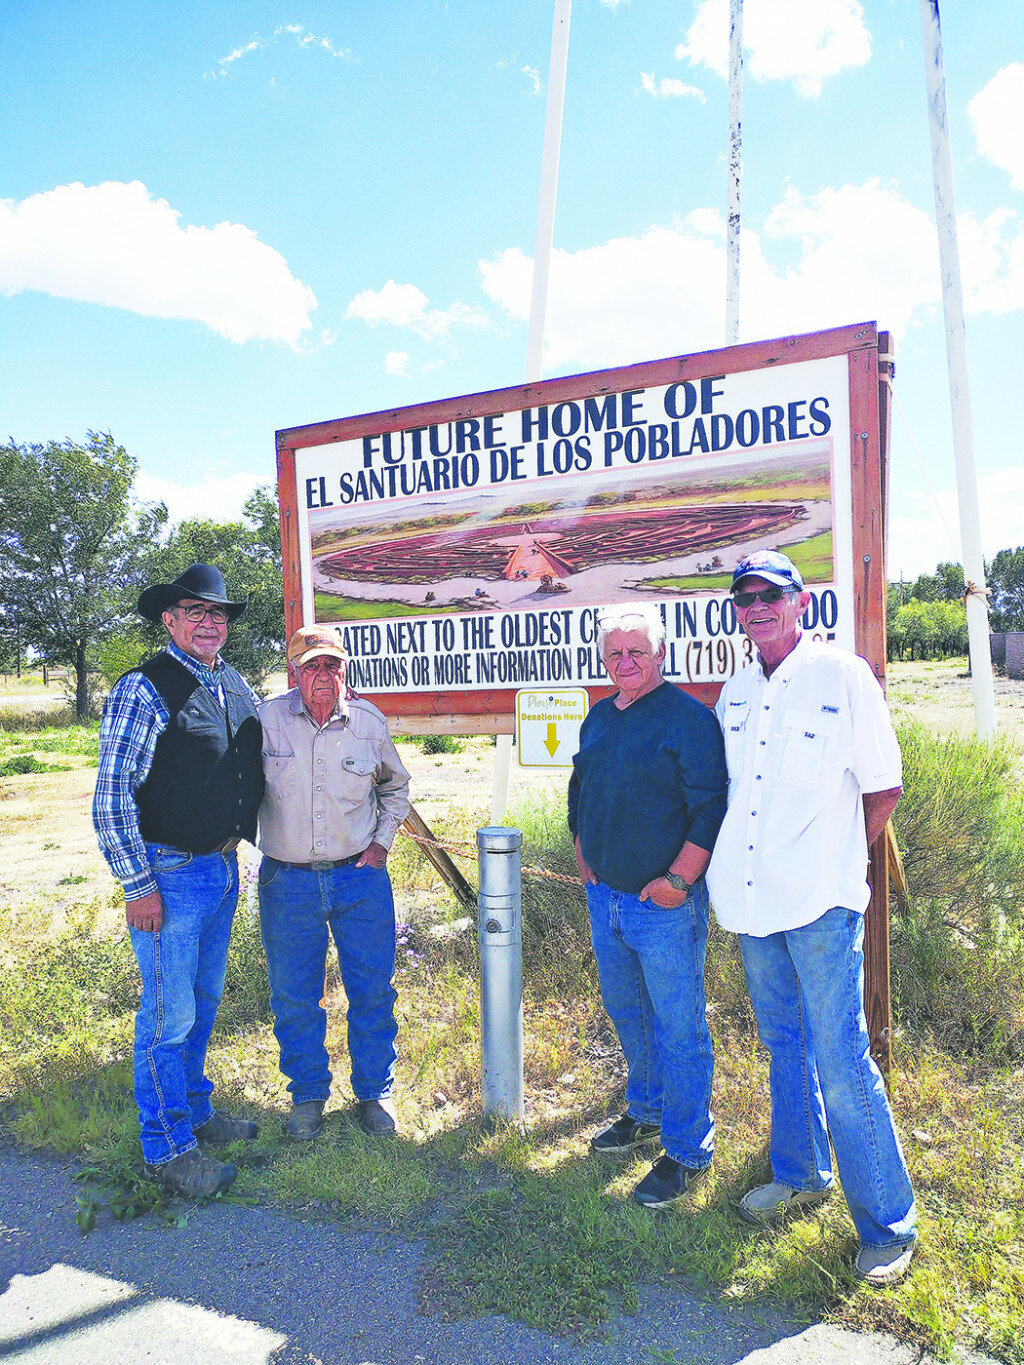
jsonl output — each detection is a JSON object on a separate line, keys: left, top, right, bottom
{"left": 731, "top": 550, "right": 804, "bottom": 593}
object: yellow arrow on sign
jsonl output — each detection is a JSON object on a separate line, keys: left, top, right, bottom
{"left": 544, "top": 722, "right": 560, "bottom": 757}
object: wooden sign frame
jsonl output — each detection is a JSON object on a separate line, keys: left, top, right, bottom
{"left": 276, "top": 319, "right": 894, "bottom": 1065}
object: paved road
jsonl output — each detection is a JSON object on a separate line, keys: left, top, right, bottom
{"left": 0, "top": 1144, "right": 995, "bottom": 1365}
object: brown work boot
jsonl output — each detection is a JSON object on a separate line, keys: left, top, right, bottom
{"left": 193, "top": 1110, "right": 259, "bottom": 1146}
{"left": 357, "top": 1097, "right": 397, "bottom": 1135}
{"left": 286, "top": 1100, "right": 325, "bottom": 1140}
{"left": 144, "top": 1146, "right": 237, "bottom": 1198}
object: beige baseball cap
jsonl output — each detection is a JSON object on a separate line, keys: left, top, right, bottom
{"left": 286, "top": 625, "right": 347, "bottom": 667}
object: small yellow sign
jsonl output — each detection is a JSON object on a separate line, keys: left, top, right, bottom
{"left": 515, "top": 689, "right": 589, "bottom": 768}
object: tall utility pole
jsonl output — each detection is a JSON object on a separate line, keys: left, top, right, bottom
{"left": 492, "top": 0, "right": 573, "bottom": 822}
{"left": 919, "top": 0, "right": 995, "bottom": 737}
{"left": 726, "top": 0, "right": 743, "bottom": 344}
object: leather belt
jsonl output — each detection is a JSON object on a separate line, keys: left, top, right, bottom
{"left": 212, "top": 837, "right": 242, "bottom": 854}
{"left": 273, "top": 854, "right": 361, "bottom": 872}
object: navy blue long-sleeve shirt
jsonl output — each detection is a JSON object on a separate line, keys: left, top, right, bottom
{"left": 567, "top": 682, "right": 728, "bottom": 895}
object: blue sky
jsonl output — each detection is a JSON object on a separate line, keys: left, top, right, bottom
{"left": 3, "top": 0, "right": 1023, "bottom": 580}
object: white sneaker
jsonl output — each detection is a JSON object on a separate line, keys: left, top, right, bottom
{"left": 855, "top": 1240, "right": 916, "bottom": 1287}
{"left": 738, "top": 1180, "right": 832, "bottom": 1225}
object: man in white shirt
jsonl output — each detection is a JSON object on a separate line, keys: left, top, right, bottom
{"left": 706, "top": 550, "right": 916, "bottom": 1287}
{"left": 258, "top": 625, "right": 411, "bottom": 1140}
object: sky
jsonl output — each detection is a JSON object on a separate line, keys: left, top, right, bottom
{"left": 2, "top": 0, "right": 1023, "bottom": 582}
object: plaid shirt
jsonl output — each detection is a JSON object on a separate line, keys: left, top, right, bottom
{"left": 92, "top": 643, "right": 259, "bottom": 901}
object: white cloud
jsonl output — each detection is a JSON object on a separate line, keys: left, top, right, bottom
{"left": 206, "top": 25, "right": 351, "bottom": 78}
{"left": 958, "top": 207, "right": 1024, "bottom": 315}
{"left": 344, "top": 278, "right": 488, "bottom": 341}
{"left": 969, "top": 63, "right": 1024, "bottom": 193}
{"left": 135, "top": 471, "right": 272, "bottom": 526}
{"left": 0, "top": 180, "right": 317, "bottom": 347}
{"left": 675, "top": 0, "right": 871, "bottom": 98}
{"left": 496, "top": 54, "right": 543, "bottom": 96}
{"left": 639, "top": 72, "right": 707, "bottom": 102}
{"left": 889, "top": 471, "right": 1024, "bottom": 580}
{"left": 479, "top": 181, "right": 943, "bottom": 373}
{"left": 384, "top": 349, "right": 411, "bottom": 376}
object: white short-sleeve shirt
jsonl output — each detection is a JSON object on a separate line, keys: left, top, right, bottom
{"left": 706, "top": 634, "right": 902, "bottom": 936}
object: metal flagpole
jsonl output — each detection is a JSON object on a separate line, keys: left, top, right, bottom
{"left": 726, "top": 0, "right": 743, "bottom": 344}
{"left": 919, "top": 0, "right": 995, "bottom": 738}
{"left": 492, "top": 0, "right": 573, "bottom": 822}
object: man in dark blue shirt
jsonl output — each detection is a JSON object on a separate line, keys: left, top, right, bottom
{"left": 568, "top": 605, "right": 727, "bottom": 1208}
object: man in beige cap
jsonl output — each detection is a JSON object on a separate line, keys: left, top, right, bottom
{"left": 258, "top": 625, "right": 411, "bottom": 1139}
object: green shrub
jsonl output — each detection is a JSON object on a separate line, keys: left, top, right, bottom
{"left": 422, "top": 733, "right": 464, "bottom": 755}
{"left": 0, "top": 753, "right": 72, "bottom": 776}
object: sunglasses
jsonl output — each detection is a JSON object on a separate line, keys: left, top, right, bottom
{"left": 731, "top": 586, "right": 797, "bottom": 608}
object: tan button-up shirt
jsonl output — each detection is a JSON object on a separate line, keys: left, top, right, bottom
{"left": 257, "top": 688, "right": 411, "bottom": 863}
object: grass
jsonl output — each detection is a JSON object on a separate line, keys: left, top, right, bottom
{"left": 0, "top": 716, "right": 100, "bottom": 763}
{"left": 2, "top": 680, "right": 1024, "bottom": 1360}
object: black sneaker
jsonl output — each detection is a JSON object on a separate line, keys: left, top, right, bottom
{"left": 632, "top": 1154, "right": 708, "bottom": 1208}
{"left": 590, "top": 1113, "right": 662, "bottom": 1156}
{"left": 144, "top": 1146, "right": 237, "bottom": 1199}
{"left": 193, "top": 1110, "right": 259, "bottom": 1146}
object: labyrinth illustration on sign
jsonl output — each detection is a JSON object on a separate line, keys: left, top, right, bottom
{"left": 310, "top": 442, "right": 833, "bottom": 621}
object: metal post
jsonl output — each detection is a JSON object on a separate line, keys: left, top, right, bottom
{"left": 919, "top": 0, "right": 996, "bottom": 737}
{"left": 476, "top": 826, "right": 524, "bottom": 1122}
{"left": 726, "top": 0, "right": 743, "bottom": 344}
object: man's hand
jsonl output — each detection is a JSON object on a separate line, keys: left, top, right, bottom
{"left": 639, "top": 877, "right": 688, "bottom": 909}
{"left": 574, "top": 836, "right": 598, "bottom": 885}
{"left": 357, "top": 842, "right": 389, "bottom": 869}
{"left": 126, "top": 889, "right": 163, "bottom": 933}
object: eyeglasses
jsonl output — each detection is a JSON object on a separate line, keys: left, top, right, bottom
{"left": 177, "top": 604, "right": 229, "bottom": 623}
{"left": 731, "top": 586, "right": 797, "bottom": 608}
{"left": 299, "top": 657, "right": 344, "bottom": 675}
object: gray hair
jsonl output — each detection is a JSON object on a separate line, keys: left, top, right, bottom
{"left": 596, "top": 605, "right": 666, "bottom": 653}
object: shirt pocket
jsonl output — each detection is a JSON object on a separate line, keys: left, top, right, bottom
{"left": 263, "top": 751, "right": 297, "bottom": 800}
{"left": 777, "top": 710, "right": 840, "bottom": 790}
{"left": 326, "top": 741, "right": 379, "bottom": 802}
{"left": 721, "top": 701, "right": 749, "bottom": 776}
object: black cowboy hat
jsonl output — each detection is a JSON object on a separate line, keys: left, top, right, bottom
{"left": 137, "top": 563, "right": 248, "bottom": 624}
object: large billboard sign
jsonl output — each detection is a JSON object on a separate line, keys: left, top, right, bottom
{"left": 277, "top": 323, "right": 890, "bottom": 728}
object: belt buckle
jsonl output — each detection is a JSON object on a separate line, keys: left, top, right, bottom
{"left": 309, "top": 859, "right": 334, "bottom": 873}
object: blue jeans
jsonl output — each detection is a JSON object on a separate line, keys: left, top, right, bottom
{"left": 739, "top": 906, "right": 916, "bottom": 1249}
{"left": 258, "top": 858, "right": 398, "bottom": 1104}
{"left": 587, "top": 878, "right": 714, "bottom": 1170}
{"left": 130, "top": 844, "right": 239, "bottom": 1166}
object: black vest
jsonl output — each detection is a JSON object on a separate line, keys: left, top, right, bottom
{"left": 133, "top": 652, "right": 264, "bottom": 852}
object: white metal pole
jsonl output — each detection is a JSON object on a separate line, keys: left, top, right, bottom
{"left": 919, "top": 0, "right": 995, "bottom": 738}
{"left": 726, "top": 0, "right": 743, "bottom": 344}
{"left": 493, "top": 0, "right": 572, "bottom": 822}
{"left": 525, "top": 0, "right": 572, "bottom": 384}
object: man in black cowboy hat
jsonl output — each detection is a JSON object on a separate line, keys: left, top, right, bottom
{"left": 93, "top": 563, "right": 264, "bottom": 1198}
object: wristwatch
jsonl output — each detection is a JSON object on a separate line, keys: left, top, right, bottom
{"left": 663, "top": 871, "right": 690, "bottom": 892}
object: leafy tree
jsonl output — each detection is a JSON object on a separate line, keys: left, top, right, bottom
{"left": 0, "top": 434, "right": 166, "bottom": 718}
{"left": 141, "top": 484, "right": 285, "bottom": 692}
{"left": 986, "top": 547, "right": 1024, "bottom": 632}
{"left": 905, "top": 561, "right": 965, "bottom": 603}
